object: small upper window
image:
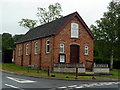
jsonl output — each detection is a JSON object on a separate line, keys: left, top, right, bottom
{"left": 85, "top": 45, "right": 89, "bottom": 55}
{"left": 26, "top": 44, "right": 29, "bottom": 55}
{"left": 34, "top": 42, "right": 38, "bottom": 54}
{"left": 60, "top": 44, "right": 64, "bottom": 53}
{"left": 71, "top": 23, "right": 79, "bottom": 38}
{"left": 18, "top": 47, "right": 20, "bottom": 56}
{"left": 46, "top": 40, "right": 50, "bottom": 53}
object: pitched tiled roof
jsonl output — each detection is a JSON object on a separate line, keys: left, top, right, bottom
{"left": 16, "top": 12, "right": 94, "bottom": 44}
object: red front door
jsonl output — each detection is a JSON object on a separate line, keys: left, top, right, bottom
{"left": 70, "top": 45, "right": 79, "bottom": 63}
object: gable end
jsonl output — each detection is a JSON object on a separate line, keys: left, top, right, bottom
{"left": 55, "top": 12, "right": 94, "bottom": 39}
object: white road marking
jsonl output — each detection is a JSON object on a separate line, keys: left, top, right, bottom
{"left": 82, "top": 84, "right": 91, "bottom": 87}
{"left": 75, "top": 86, "right": 84, "bottom": 88}
{"left": 104, "top": 82, "right": 113, "bottom": 85}
{"left": 112, "top": 82, "right": 120, "bottom": 84}
{"left": 5, "top": 84, "right": 25, "bottom": 90}
{"left": 97, "top": 82, "right": 107, "bottom": 86}
{"left": 7, "top": 76, "right": 36, "bottom": 83}
{"left": 58, "top": 86, "right": 67, "bottom": 89}
{"left": 75, "top": 83, "right": 97, "bottom": 88}
{"left": 5, "top": 84, "right": 19, "bottom": 89}
{"left": 58, "top": 82, "right": 120, "bottom": 89}
{"left": 68, "top": 85, "right": 77, "bottom": 88}
{"left": 95, "top": 83, "right": 104, "bottom": 86}
{"left": 84, "top": 83, "right": 97, "bottom": 87}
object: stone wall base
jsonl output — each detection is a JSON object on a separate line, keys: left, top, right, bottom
{"left": 54, "top": 67, "right": 110, "bottom": 74}
{"left": 93, "top": 68, "right": 110, "bottom": 73}
{"left": 54, "top": 67, "right": 85, "bottom": 73}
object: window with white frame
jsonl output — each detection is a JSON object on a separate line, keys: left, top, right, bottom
{"left": 34, "top": 42, "right": 38, "bottom": 54}
{"left": 59, "top": 54, "right": 65, "bottom": 63}
{"left": 26, "top": 44, "right": 29, "bottom": 55}
{"left": 46, "top": 40, "right": 50, "bottom": 53}
{"left": 85, "top": 45, "right": 89, "bottom": 55}
{"left": 60, "top": 44, "right": 64, "bottom": 53}
{"left": 71, "top": 23, "right": 79, "bottom": 38}
{"left": 18, "top": 47, "right": 20, "bottom": 56}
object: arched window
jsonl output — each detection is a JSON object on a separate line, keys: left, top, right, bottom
{"left": 60, "top": 43, "right": 64, "bottom": 53}
{"left": 18, "top": 46, "right": 20, "bottom": 56}
{"left": 71, "top": 22, "right": 79, "bottom": 38}
{"left": 34, "top": 42, "right": 38, "bottom": 54}
{"left": 85, "top": 45, "right": 89, "bottom": 55}
{"left": 26, "top": 44, "right": 29, "bottom": 55}
{"left": 46, "top": 40, "right": 50, "bottom": 53}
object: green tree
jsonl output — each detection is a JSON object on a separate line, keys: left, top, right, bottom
{"left": 1, "top": 33, "right": 24, "bottom": 50}
{"left": 2, "top": 33, "right": 14, "bottom": 50}
{"left": 19, "top": 19, "right": 37, "bottom": 29}
{"left": 19, "top": 3, "right": 63, "bottom": 29}
{"left": 91, "top": 0, "right": 120, "bottom": 69}
{"left": 13, "top": 34, "right": 24, "bottom": 43}
{"left": 0, "top": 34, "right": 2, "bottom": 51}
{"left": 36, "top": 3, "right": 63, "bottom": 24}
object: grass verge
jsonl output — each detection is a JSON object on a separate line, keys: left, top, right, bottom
{"left": 0, "top": 63, "right": 119, "bottom": 81}
{"left": 99, "top": 69, "right": 120, "bottom": 79}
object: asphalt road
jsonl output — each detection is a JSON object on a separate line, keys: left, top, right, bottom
{"left": 1, "top": 71, "right": 120, "bottom": 90}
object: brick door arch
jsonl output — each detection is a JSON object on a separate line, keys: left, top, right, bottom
{"left": 70, "top": 45, "right": 79, "bottom": 63}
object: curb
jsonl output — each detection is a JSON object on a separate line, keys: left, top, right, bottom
{"left": 1, "top": 69, "right": 119, "bottom": 82}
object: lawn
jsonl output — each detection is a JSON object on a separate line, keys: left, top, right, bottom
{"left": 0, "top": 63, "right": 119, "bottom": 81}
{"left": 99, "top": 69, "right": 120, "bottom": 79}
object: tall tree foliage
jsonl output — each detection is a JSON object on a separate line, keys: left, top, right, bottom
{"left": 1, "top": 33, "right": 24, "bottom": 50}
{"left": 0, "top": 34, "right": 2, "bottom": 51}
{"left": 19, "top": 3, "right": 63, "bottom": 29}
{"left": 19, "top": 19, "right": 37, "bottom": 29}
{"left": 2, "top": 33, "right": 14, "bottom": 50}
{"left": 13, "top": 34, "right": 24, "bottom": 43}
{"left": 36, "top": 3, "right": 62, "bottom": 24}
{"left": 91, "top": 0, "right": 120, "bottom": 69}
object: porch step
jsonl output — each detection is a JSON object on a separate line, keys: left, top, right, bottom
{"left": 85, "top": 72, "right": 94, "bottom": 75}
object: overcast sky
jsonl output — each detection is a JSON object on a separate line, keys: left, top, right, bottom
{"left": 0, "top": 0, "right": 112, "bottom": 35}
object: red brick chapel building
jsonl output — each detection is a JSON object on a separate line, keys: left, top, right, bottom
{"left": 14, "top": 12, "right": 94, "bottom": 71}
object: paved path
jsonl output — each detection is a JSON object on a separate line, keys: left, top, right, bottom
{"left": 1, "top": 71, "right": 120, "bottom": 90}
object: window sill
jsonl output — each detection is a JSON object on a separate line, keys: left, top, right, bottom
{"left": 70, "top": 38, "right": 79, "bottom": 39}
{"left": 46, "top": 52, "right": 50, "bottom": 55}
{"left": 34, "top": 53, "right": 38, "bottom": 56}
{"left": 59, "top": 62, "right": 66, "bottom": 64}
{"left": 59, "top": 52, "right": 65, "bottom": 54}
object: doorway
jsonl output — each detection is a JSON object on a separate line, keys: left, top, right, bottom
{"left": 70, "top": 45, "right": 79, "bottom": 63}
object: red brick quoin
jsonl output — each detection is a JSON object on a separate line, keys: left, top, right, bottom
{"left": 14, "top": 12, "right": 94, "bottom": 71}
